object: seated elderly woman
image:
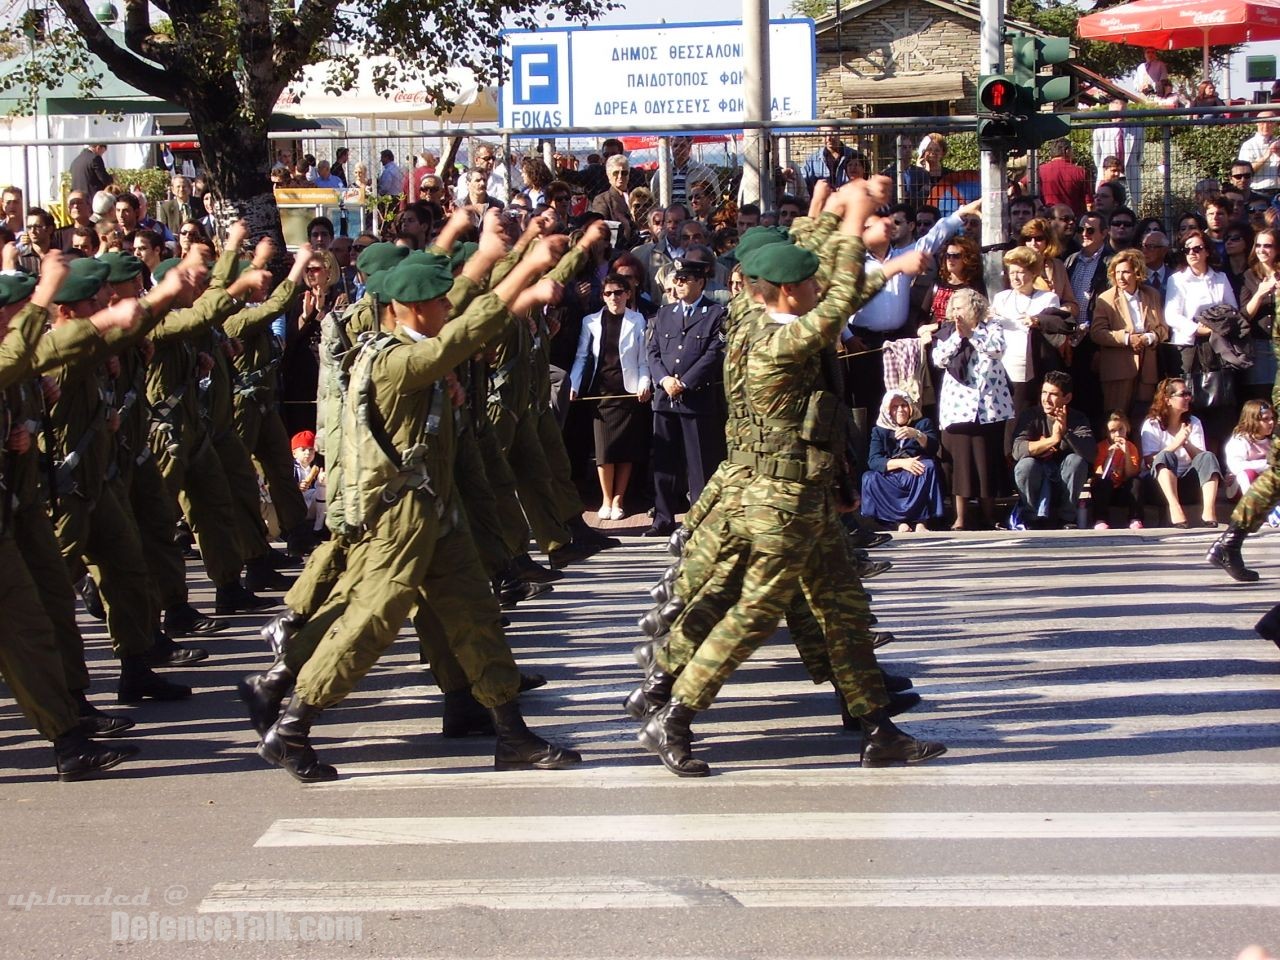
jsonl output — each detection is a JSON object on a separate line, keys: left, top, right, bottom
{"left": 860, "top": 390, "right": 945, "bottom": 532}
{"left": 1140, "top": 377, "right": 1223, "bottom": 527}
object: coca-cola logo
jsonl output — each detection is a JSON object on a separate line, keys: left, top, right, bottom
{"left": 392, "top": 91, "right": 430, "bottom": 103}
{"left": 1097, "top": 16, "right": 1140, "bottom": 30}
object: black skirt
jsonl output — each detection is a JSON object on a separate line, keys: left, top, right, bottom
{"left": 593, "top": 397, "right": 650, "bottom": 464}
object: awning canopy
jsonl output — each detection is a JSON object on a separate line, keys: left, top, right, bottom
{"left": 275, "top": 58, "right": 498, "bottom": 123}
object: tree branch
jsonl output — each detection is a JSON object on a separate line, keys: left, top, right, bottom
{"left": 122, "top": 0, "right": 176, "bottom": 65}
{"left": 273, "top": 0, "right": 343, "bottom": 81}
{"left": 52, "top": 0, "right": 174, "bottom": 96}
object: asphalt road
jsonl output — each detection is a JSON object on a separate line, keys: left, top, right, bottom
{"left": 3, "top": 525, "right": 1280, "bottom": 960}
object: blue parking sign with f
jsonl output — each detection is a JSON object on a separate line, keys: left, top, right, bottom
{"left": 513, "top": 46, "right": 559, "bottom": 104}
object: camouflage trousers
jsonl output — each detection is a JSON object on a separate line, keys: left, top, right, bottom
{"left": 1231, "top": 442, "right": 1280, "bottom": 533}
{"left": 662, "top": 470, "right": 886, "bottom": 715}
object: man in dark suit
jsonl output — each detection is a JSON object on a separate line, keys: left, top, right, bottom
{"left": 645, "top": 255, "right": 727, "bottom": 536}
{"left": 1065, "top": 211, "right": 1114, "bottom": 424}
{"left": 69, "top": 144, "right": 111, "bottom": 195}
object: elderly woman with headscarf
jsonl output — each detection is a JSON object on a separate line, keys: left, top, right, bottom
{"left": 860, "top": 389, "right": 945, "bottom": 532}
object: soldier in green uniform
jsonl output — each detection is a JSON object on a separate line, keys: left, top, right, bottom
{"left": 638, "top": 179, "right": 946, "bottom": 775}
{"left": 255, "top": 219, "right": 582, "bottom": 782}
{"left": 96, "top": 252, "right": 221, "bottom": 639}
{"left": 146, "top": 224, "right": 276, "bottom": 615}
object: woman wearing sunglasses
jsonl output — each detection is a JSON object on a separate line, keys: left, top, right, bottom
{"left": 1241, "top": 228, "right": 1279, "bottom": 402}
{"left": 1140, "top": 377, "right": 1223, "bottom": 528}
{"left": 1164, "top": 229, "right": 1238, "bottom": 374}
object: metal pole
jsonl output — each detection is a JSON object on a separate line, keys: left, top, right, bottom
{"left": 1162, "top": 122, "right": 1173, "bottom": 231}
{"left": 979, "top": 0, "right": 1006, "bottom": 295}
{"left": 741, "top": 0, "right": 771, "bottom": 209}
{"left": 657, "top": 136, "right": 672, "bottom": 207}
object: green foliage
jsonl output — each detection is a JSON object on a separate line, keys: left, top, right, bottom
{"left": 947, "top": 133, "right": 978, "bottom": 171}
{"left": 57, "top": 167, "right": 172, "bottom": 203}
{"left": 788, "top": 0, "right": 833, "bottom": 18}
{"left": 0, "top": 19, "right": 102, "bottom": 117}
{"left": 1170, "top": 123, "right": 1252, "bottom": 184}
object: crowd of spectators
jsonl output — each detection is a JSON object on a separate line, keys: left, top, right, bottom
{"left": 7, "top": 105, "right": 1280, "bottom": 537}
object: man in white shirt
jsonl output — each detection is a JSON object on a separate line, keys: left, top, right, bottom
{"left": 1135, "top": 48, "right": 1168, "bottom": 98}
{"left": 1092, "top": 99, "right": 1144, "bottom": 209}
{"left": 453, "top": 143, "right": 510, "bottom": 206}
{"left": 1238, "top": 112, "right": 1280, "bottom": 192}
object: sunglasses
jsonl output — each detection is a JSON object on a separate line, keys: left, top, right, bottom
{"left": 180, "top": 230, "right": 198, "bottom": 237}
{"left": 602, "top": 289, "right": 628, "bottom": 298}
{"left": 1081, "top": 226, "right": 1099, "bottom": 234}
{"left": 1226, "top": 235, "right": 1245, "bottom": 242}
{"left": 1231, "top": 172, "right": 1253, "bottom": 179}
{"left": 944, "top": 251, "right": 963, "bottom": 259}
{"left": 1249, "top": 205, "right": 1270, "bottom": 214}
{"left": 672, "top": 273, "right": 699, "bottom": 282}
{"left": 1024, "top": 235, "right": 1046, "bottom": 242}
{"left": 1184, "top": 245, "right": 1206, "bottom": 254}
{"left": 1170, "top": 390, "right": 1193, "bottom": 398}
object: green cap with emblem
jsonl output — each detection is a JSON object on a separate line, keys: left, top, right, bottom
{"left": 379, "top": 259, "right": 454, "bottom": 304}
{"left": 51, "top": 256, "right": 111, "bottom": 305}
{"left": 98, "top": 251, "right": 146, "bottom": 284}
{"left": 356, "top": 242, "right": 409, "bottom": 278}
{"left": 737, "top": 242, "right": 819, "bottom": 285}
{"left": 0, "top": 271, "right": 37, "bottom": 307}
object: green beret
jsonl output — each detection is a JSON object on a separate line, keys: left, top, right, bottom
{"left": 380, "top": 260, "right": 454, "bottom": 304}
{"left": 356, "top": 242, "right": 409, "bottom": 277}
{"left": 362, "top": 269, "right": 388, "bottom": 300}
{"left": 449, "top": 241, "right": 478, "bottom": 272}
{"left": 153, "top": 257, "right": 182, "bottom": 282}
{"left": 52, "top": 256, "right": 111, "bottom": 305}
{"left": 98, "top": 252, "right": 145, "bottom": 284}
{"left": 0, "top": 271, "right": 37, "bottom": 307}
{"left": 734, "top": 226, "right": 792, "bottom": 262}
{"left": 401, "top": 250, "right": 452, "bottom": 270}
{"left": 738, "top": 243, "right": 819, "bottom": 285}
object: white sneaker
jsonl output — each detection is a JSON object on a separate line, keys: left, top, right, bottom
{"left": 1129, "top": 519, "right": 1144, "bottom": 530}
{"left": 609, "top": 506, "right": 624, "bottom": 521}
{"left": 1093, "top": 521, "right": 1110, "bottom": 530}
{"left": 597, "top": 505, "right": 610, "bottom": 520}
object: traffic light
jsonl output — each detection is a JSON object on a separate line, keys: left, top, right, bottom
{"left": 976, "top": 75, "right": 1022, "bottom": 150}
{"left": 1009, "top": 31, "right": 1073, "bottom": 149}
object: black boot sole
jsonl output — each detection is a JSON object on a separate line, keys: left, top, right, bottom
{"left": 1205, "top": 548, "right": 1260, "bottom": 582}
{"left": 117, "top": 680, "right": 192, "bottom": 704}
{"left": 494, "top": 748, "right": 582, "bottom": 771}
{"left": 636, "top": 726, "right": 709, "bottom": 777}
{"left": 256, "top": 739, "right": 339, "bottom": 783}
{"left": 79, "top": 715, "right": 136, "bottom": 738}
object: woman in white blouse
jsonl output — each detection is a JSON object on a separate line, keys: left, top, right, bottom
{"left": 1140, "top": 377, "right": 1223, "bottom": 527}
{"left": 932, "top": 288, "right": 1015, "bottom": 530}
{"left": 1164, "top": 229, "right": 1238, "bottom": 372}
{"left": 569, "top": 275, "right": 652, "bottom": 520}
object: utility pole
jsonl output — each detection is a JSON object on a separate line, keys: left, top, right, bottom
{"left": 741, "top": 0, "right": 772, "bottom": 209}
{"left": 979, "top": 0, "right": 1007, "bottom": 294}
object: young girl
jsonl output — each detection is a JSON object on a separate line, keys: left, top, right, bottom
{"left": 1224, "top": 400, "right": 1277, "bottom": 497}
{"left": 1092, "top": 410, "right": 1143, "bottom": 529}
{"left": 292, "top": 430, "right": 326, "bottom": 533}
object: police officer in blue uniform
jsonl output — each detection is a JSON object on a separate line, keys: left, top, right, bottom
{"left": 645, "top": 255, "right": 727, "bottom": 536}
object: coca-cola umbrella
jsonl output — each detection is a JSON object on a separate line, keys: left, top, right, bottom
{"left": 1076, "top": 0, "right": 1280, "bottom": 81}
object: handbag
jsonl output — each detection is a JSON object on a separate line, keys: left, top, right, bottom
{"left": 1190, "top": 368, "right": 1237, "bottom": 410}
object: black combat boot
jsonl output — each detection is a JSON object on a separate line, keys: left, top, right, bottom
{"left": 518, "top": 672, "right": 547, "bottom": 692}
{"left": 441, "top": 689, "right": 496, "bottom": 738}
{"left": 1206, "top": 524, "right": 1260, "bottom": 583}
{"left": 144, "top": 630, "right": 209, "bottom": 667}
{"left": 624, "top": 668, "right": 676, "bottom": 720}
{"left": 164, "top": 602, "right": 224, "bottom": 637}
{"left": 881, "top": 669, "right": 913, "bottom": 693}
{"left": 244, "top": 555, "right": 293, "bottom": 593}
{"left": 872, "top": 630, "right": 895, "bottom": 649}
{"left": 238, "top": 660, "right": 296, "bottom": 736}
{"left": 638, "top": 700, "right": 709, "bottom": 777}
{"left": 857, "top": 707, "right": 946, "bottom": 767}
{"left": 568, "top": 514, "right": 620, "bottom": 549}
{"left": 117, "top": 656, "right": 192, "bottom": 703}
{"left": 72, "top": 689, "right": 135, "bottom": 738}
{"left": 632, "top": 641, "right": 656, "bottom": 672}
{"left": 508, "top": 553, "right": 562, "bottom": 584}
{"left": 1255, "top": 603, "right": 1280, "bottom": 648}
{"left": 498, "top": 578, "right": 553, "bottom": 609}
{"left": 215, "top": 580, "right": 275, "bottom": 615}
{"left": 284, "top": 523, "right": 319, "bottom": 560}
{"left": 54, "top": 730, "right": 139, "bottom": 782}
{"left": 547, "top": 538, "right": 600, "bottom": 569}
{"left": 489, "top": 700, "right": 581, "bottom": 770}
{"left": 261, "top": 608, "right": 307, "bottom": 657}
{"left": 76, "top": 574, "right": 106, "bottom": 621}
{"left": 667, "top": 527, "right": 689, "bottom": 557}
{"left": 258, "top": 697, "right": 338, "bottom": 783}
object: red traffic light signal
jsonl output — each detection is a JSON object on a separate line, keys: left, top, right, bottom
{"left": 979, "top": 76, "right": 1017, "bottom": 112}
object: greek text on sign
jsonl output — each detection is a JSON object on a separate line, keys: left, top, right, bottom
{"left": 499, "top": 20, "right": 817, "bottom": 131}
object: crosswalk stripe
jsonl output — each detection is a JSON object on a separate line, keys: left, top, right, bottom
{"left": 254, "top": 811, "right": 1280, "bottom": 847}
{"left": 199, "top": 874, "right": 1280, "bottom": 912}
{"left": 313, "top": 762, "right": 1280, "bottom": 790}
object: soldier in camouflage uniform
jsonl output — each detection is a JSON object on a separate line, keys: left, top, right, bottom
{"left": 637, "top": 179, "right": 946, "bottom": 776}
{"left": 254, "top": 218, "right": 582, "bottom": 782}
